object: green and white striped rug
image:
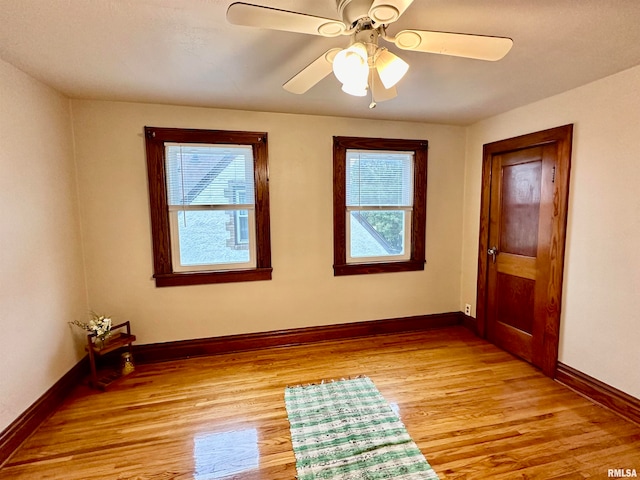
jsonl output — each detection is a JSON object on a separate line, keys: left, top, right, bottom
{"left": 284, "top": 376, "right": 439, "bottom": 479}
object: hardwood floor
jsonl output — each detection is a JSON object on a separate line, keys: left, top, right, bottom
{"left": 1, "top": 326, "right": 638, "bottom": 479}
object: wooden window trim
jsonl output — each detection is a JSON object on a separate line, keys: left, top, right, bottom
{"left": 144, "top": 127, "right": 272, "bottom": 287}
{"left": 333, "top": 136, "right": 428, "bottom": 276}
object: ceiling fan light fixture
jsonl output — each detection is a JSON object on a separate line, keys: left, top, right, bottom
{"left": 375, "top": 48, "right": 409, "bottom": 89}
{"left": 332, "top": 42, "right": 369, "bottom": 89}
{"left": 370, "top": 67, "right": 398, "bottom": 102}
{"left": 341, "top": 82, "right": 368, "bottom": 97}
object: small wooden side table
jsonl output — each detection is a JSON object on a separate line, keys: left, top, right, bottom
{"left": 85, "top": 321, "right": 136, "bottom": 389}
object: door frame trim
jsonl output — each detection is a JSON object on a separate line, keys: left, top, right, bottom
{"left": 475, "top": 124, "right": 573, "bottom": 377}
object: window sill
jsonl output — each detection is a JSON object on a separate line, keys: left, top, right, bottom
{"left": 333, "top": 260, "right": 425, "bottom": 276}
{"left": 154, "top": 267, "right": 273, "bottom": 287}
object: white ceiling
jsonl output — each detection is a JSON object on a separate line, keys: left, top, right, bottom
{"left": 2, "top": 0, "right": 640, "bottom": 125}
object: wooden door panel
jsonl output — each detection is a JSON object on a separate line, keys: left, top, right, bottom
{"left": 496, "top": 273, "right": 535, "bottom": 334}
{"left": 477, "top": 125, "right": 573, "bottom": 377}
{"left": 491, "top": 317, "right": 533, "bottom": 361}
{"left": 500, "top": 160, "right": 542, "bottom": 257}
{"left": 497, "top": 253, "right": 536, "bottom": 280}
{"left": 487, "top": 146, "right": 544, "bottom": 362}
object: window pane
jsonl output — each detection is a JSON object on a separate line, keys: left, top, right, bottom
{"left": 346, "top": 150, "right": 413, "bottom": 207}
{"left": 235, "top": 210, "right": 249, "bottom": 244}
{"left": 165, "top": 144, "right": 255, "bottom": 206}
{"left": 349, "top": 210, "right": 406, "bottom": 258}
{"left": 176, "top": 210, "right": 252, "bottom": 267}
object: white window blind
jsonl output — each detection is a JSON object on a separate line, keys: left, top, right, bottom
{"left": 346, "top": 150, "right": 413, "bottom": 208}
{"left": 165, "top": 144, "right": 255, "bottom": 207}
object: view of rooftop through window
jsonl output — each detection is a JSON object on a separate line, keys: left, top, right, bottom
{"left": 165, "top": 143, "right": 256, "bottom": 270}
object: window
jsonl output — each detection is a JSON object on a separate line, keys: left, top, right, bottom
{"left": 145, "top": 127, "right": 271, "bottom": 287}
{"left": 234, "top": 189, "right": 249, "bottom": 245}
{"left": 333, "top": 136, "right": 428, "bottom": 276}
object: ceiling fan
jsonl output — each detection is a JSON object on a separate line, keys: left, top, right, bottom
{"left": 227, "top": 0, "right": 513, "bottom": 106}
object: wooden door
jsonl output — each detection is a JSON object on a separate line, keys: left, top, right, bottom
{"left": 476, "top": 125, "right": 573, "bottom": 377}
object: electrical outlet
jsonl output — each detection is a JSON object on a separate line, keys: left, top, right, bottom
{"left": 464, "top": 304, "right": 472, "bottom": 316}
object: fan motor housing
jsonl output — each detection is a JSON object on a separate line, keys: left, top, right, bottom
{"left": 336, "top": 0, "right": 374, "bottom": 26}
{"left": 353, "top": 24, "right": 379, "bottom": 51}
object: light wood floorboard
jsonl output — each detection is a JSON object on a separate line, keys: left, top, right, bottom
{"left": 1, "top": 327, "right": 639, "bottom": 479}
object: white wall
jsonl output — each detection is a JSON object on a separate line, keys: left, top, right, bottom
{"left": 5, "top": 57, "right": 638, "bottom": 437}
{"left": 461, "top": 64, "right": 640, "bottom": 398}
{"left": 0, "top": 59, "right": 88, "bottom": 432}
{"left": 70, "top": 100, "right": 467, "bottom": 344}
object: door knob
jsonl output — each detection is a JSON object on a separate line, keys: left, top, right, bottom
{"left": 488, "top": 246, "right": 499, "bottom": 263}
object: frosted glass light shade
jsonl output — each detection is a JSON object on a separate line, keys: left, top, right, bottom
{"left": 375, "top": 48, "right": 409, "bottom": 89}
{"left": 333, "top": 42, "right": 369, "bottom": 92}
{"left": 341, "top": 82, "right": 367, "bottom": 96}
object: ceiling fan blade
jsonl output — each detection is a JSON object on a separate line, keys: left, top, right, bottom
{"left": 283, "top": 48, "right": 342, "bottom": 94}
{"left": 227, "top": 2, "right": 346, "bottom": 37}
{"left": 392, "top": 29, "right": 513, "bottom": 61}
{"left": 369, "top": 0, "right": 414, "bottom": 25}
{"left": 370, "top": 68, "right": 397, "bottom": 102}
